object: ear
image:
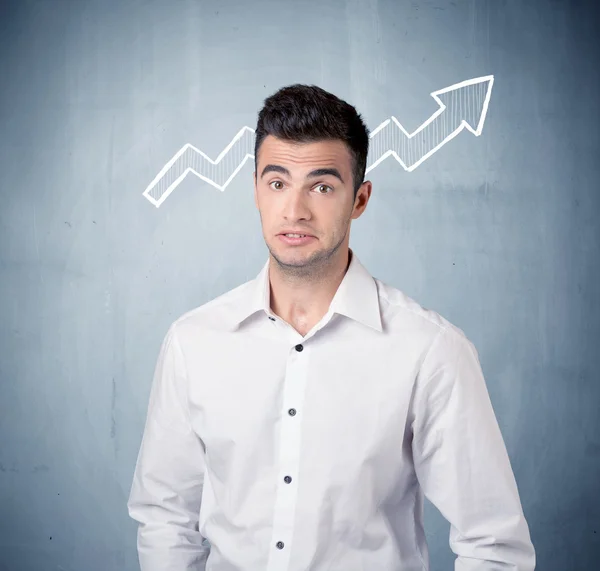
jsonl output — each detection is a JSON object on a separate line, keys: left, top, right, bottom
{"left": 351, "top": 180, "right": 372, "bottom": 219}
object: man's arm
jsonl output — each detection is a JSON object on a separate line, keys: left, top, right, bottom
{"left": 410, "top": 325, "right": 536, "bottom": 570}
{"left": 127, "top": 324, "right": 210, "bottom": 571}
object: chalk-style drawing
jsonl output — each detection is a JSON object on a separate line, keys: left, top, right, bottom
{"left": 142, "top": 75, "right": 494, "bottom": 207}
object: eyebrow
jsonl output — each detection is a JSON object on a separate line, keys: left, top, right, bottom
{"left": 260, "top": 164, "right": 345, "bottom": 184}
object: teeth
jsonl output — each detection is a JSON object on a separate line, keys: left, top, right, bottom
{"left": 285, "top": 234, "right": 306, "bottom": 238}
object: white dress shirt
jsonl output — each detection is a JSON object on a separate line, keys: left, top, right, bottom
{"left": 127, "top": 248, "right": 536, "bottom": 571}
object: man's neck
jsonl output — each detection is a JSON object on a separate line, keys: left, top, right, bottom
{"left": 269, "top": 249, "right": 352, "bottom": 331}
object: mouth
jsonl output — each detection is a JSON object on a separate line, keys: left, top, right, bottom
{"left": 278, "top": 234, "right": 316, "bottom": 245}
{"left": 278, "top": 233, "right": 315, "bottom": 238}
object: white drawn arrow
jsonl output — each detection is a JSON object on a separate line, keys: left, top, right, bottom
{"left": 142, "top": 75, "right": 494, "bottom": 208}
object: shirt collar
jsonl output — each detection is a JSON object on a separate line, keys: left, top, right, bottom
{"left": 223, "top": 248, "right": 383, "bottom": 333}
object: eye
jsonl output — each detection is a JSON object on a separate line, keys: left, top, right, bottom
{"left": 268, "top": 181, "right": 333, "bottom": 193}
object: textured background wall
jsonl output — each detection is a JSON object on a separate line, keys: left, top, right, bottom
{"left": 0, "top": 0, "right": 598, "bottom": 569}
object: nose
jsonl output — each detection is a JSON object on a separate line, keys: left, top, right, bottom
{"left": 281, "top": 187, "right": 311, "bottom": 220}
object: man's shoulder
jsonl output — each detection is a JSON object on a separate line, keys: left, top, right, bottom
{"left": 168, "top": 277, "right": 253, "bottom": 336}
{"left": 374, "top": 277, "right": 471, "bottom": 348}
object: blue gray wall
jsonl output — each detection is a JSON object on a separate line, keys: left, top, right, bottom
{"left": 1, "top": 0, "right": 598, "bottom": 569}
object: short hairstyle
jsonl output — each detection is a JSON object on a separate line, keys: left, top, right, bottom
{"left": 254, "top": 84, "right": 370, "bottom": 200}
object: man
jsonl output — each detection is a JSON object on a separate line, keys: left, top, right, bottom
{"left": 127, "top": 84, "right": 536, "bottom": 570}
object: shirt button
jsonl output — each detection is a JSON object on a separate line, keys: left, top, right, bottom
{"left": 295, "top": 344, "right": 303, "bottom": 351}
{"left": 276, "top": 541, "right": 284, "bottom": 549}
{"left": 288, "top": 408, "right": 296, "bottom": 416}
{"left": 284, "top": 475, "right": 292, "bottom": 483}
{"left": 269, "top": 316, "right": 275, "bottom": 321}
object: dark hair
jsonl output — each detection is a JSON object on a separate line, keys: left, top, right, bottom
{"left": 254, "top": 84, "right": 369, "bottom": 200}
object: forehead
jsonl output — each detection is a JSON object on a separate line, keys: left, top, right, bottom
{"left": 256, "top": 135, "right": 353, "bottom": 171}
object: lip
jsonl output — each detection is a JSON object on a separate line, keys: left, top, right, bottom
{"left": 278, "top": 234, "right": 316, "bottom": 246}
{"left": 278, "top": 232, "right": 315, "bottom": 237}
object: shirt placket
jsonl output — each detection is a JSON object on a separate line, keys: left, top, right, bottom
{"left": 265, "top": 327, "right": 310, "bottom": 571}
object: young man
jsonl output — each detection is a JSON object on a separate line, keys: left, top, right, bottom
{"left": 127, "top": 85, "right": 536, "bottom": 570}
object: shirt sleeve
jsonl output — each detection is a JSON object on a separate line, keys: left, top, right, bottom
{"left": 127, "top": 324, "right": 210, "bottom": 571}
{"left": 410, "top": 326, "right": 536, "bottom": 570}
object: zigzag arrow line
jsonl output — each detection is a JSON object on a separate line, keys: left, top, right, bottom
{"left": 143, "top": 75, "right": 494, "bottom": 207}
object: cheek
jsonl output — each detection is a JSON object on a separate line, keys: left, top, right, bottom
{"left": 336, "top": 212, "right": 352, "bottom": 228}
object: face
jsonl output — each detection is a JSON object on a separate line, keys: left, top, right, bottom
{"left": 253, "top": 135, "right": 372, "bottom": 279}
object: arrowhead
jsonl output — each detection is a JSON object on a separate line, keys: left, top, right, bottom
{"left": 432, "top": 75, "right": 494, "bottom": 134}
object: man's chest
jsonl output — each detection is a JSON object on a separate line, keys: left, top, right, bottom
{"left": 183, "top": 332, "right": 423, "bottom": 485}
